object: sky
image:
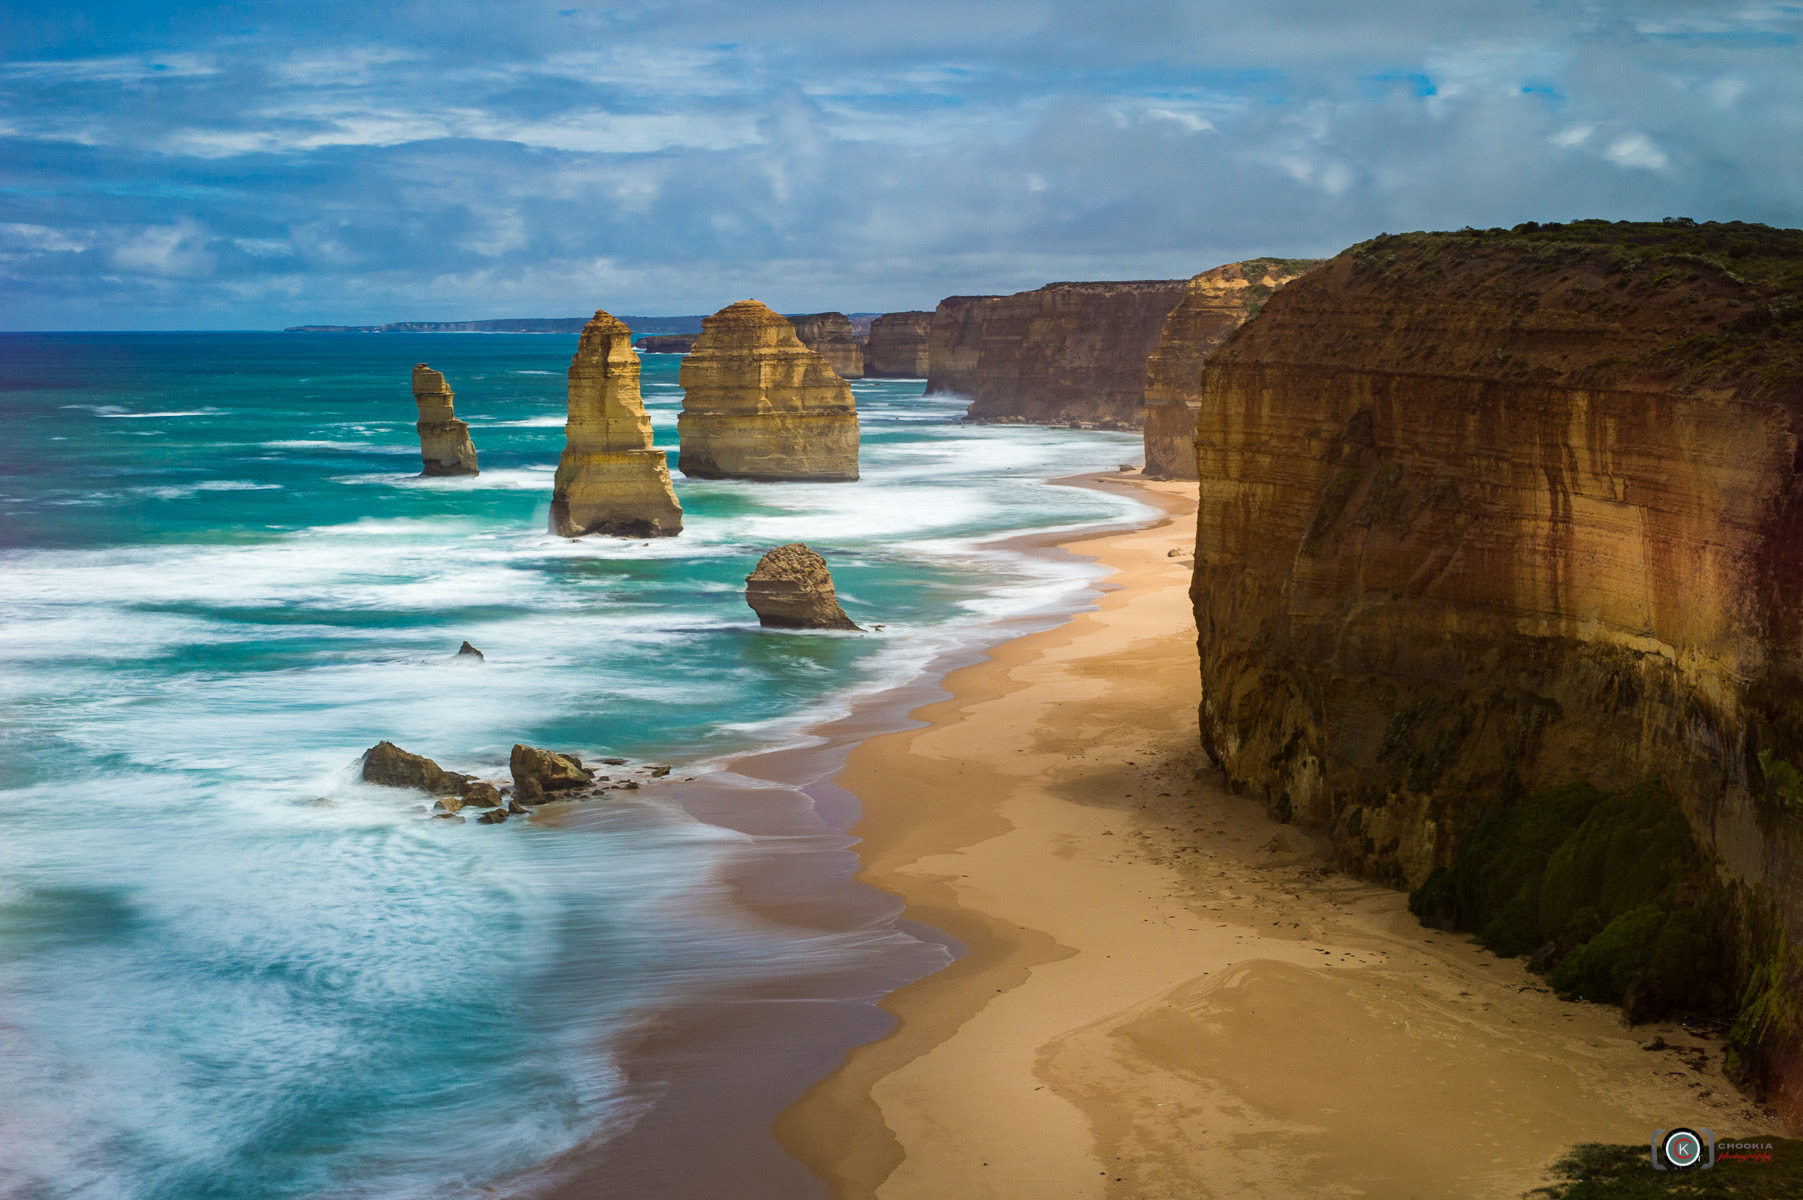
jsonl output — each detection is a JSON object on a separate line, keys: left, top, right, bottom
{"left": 1, "top": 1, "right": 1800, "bottom": 329}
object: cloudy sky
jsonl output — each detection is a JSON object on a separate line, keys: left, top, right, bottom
{"left": 2, "top": 1, "right": 1799, "bottom": 328}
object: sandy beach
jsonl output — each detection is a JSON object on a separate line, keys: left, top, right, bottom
{"left": 777, "top": 473, "right": 1788, "bottom": 1200}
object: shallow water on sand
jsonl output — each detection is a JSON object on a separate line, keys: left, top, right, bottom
{"left": 0, "top": 332, "right": 1150, "bottom": 1199}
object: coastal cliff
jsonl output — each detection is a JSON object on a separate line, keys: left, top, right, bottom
{"left": 924, "top": 295, "right": 996, "bottom": 397}
{"left": 961, "top": 279, "right": 1188, "bottom": 428}
{"left": 678, "top": 300, "right": 859, "bottom": 481}
{"left": 410, "top": 365, "right": 479, "bottom": 475}
{"left": 786, "top": 312, "right": 865, "bottom": 379}
{"left": 549, "top": 309, "right": 683, "bottom": 538}
{"left": 1142, "top": 259, "right": 1321, "bottom": 478}
{"left": 863, "top": 311, "right": 933, "bottom": 377}
{"left": 1188, "top": 219, "right": 1803, "bottom": 1114}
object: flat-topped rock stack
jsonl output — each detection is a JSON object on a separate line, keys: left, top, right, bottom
{"left": 411, "top": 365, "right": 480, "bottom": 476}
{"left": 924, "top": 295, "right": 997, "bottom": 396}
{"left": 549, "top": 309, "right": 684, "bottom": 538}
{"left": 745, "top": 543, "right": 860, "bottom": 629}
{"left": 678, "top": 300, "right": 860, "bottom": 481}
{"left": 785, "top": 312, "right": 865, "bottom": 378}
{"left": 862, "top": 311, "right": 933, "bottom": 377}
{"left": 1142, "top": 259, "right": 1320, "bottom": 479}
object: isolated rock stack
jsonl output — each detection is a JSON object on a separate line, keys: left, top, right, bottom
{"left": 411, "top": 365, "right": 480, "bottom": 475}
{"left": 1141, "top": 259, "right": 1319, "bottom": 479}
{"left": 550, "top": 309, "right": 684, "bottom": 538}
{"left": 745, "top": 544, "right": 860, "bottom": 629}
{"left": 786, "top": 312, "right": 865, "bottom": 378}
{"left": 862, "top": 311, "right": 933, "bottom": 377}
{"left": 678, "top": 300, "right": 860, "bottom": 481}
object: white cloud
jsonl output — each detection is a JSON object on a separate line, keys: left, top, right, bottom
{"left": 1604, "top": 132, "right": 1670, "bottom": 170}
{"left": 108, "top": 222, "right": 217, "bottom": 278}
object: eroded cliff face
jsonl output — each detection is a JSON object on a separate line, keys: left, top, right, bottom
{"left": 962, "top": 279, "right": 1188, "bottom": 428}
{"left": 924, "top": 295, "right": 996, "bottom": 396}
{"left": 678, "top": 300, "right": 859, "bottom": 481}
{"left": 786, "top": 312, "right": 865, "bottom": 379}
{"left": 1190, "top": 220, "right": 1803, "bottom": 1115}
{"left": 411, "top": 365, "right": 479, "bottom": 475}
{"left": 550, "top": 309, "right": 683, "bottom": 538}
{"left": 1142, "top": 259, "right": 1321, "bottom": 479}
{"left": 863, "top": 311, "right": 933, "bottom": 378}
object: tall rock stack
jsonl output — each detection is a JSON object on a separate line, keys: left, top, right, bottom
{"left": 411, "top": 365, "right": 479, "bottom": 476}
{"left": 1141, "top": 259, "right": 1320, "bottom": 479}
{"left": 549, "top": 309, "right": 683, "bottom": 538}
{"left": 963, "top": 279, "right": 1188, "bottom": 428}
{"left": 785, "top": 312, "right": 865, "bottom": 378}
{"left": 924, "top": 295, "right": 996, "bottom": 396}
{"left": 677, "top": 300, "right": 860, "bottom": 481}
{"left": 862, "top": 311, "right": 933, "bottom": 377}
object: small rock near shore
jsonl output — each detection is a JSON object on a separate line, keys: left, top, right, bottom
{"left": 745, "top": 543, "right": 861, "bottom": 630}
{"left": 476, "top": 809, "right": 508, "bottom": 824}
{"left": 362, "top": 741, "right": 476, "bottom": 796}
{"left": 463, "top": 782, "right": 503, "bottom": 808}
{"left": 510, "top": 744, "right": 594, "bottom": 798}
{"left": 648, "top": 764, "right": 672, "bottom": 778}
{"left": 457, "top": 641, "right": 484, "bottom": 659}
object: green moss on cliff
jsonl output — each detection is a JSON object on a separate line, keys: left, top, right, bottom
{"left": 1409, "top": 781, "right": 1732, "bottom": 1017}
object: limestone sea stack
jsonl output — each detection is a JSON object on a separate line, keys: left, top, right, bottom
{"left": 411, "top": 365, "right": 479, "bottom": 475}
{"left": 549, "top": 309, "right": 684, "bottom": 538}
{"left": 786, "top": 312, "right": 865, "bottom": 378}
{"left": 1141, "top": 258, "right": 1321, "bottom": 479}
{"left": 745, "top": 543, "right": 860, "bottom": 629}
{"left": 862, "top": 311, "right": 933, "bottom": 377}
{"left": 924, "top": 295, "right": 997, "bottom": 396}
{"left": 636, "top": 335, "right": 697, "bottom": 354}
{"left": 1187, "top": 220, "right": 1803, "bottom": 1113}
{"left": 962, "top": 279, "right": 1189, "bottom": 428}
{"left": 677, "top": 300, "right": 860, "bottom": 481}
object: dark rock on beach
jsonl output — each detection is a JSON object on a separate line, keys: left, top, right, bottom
{"left": 510, "top": 744, "right": 593, "bottom": 801}
{"left": 362, "top": 741, "right": 475, "bottom": 796}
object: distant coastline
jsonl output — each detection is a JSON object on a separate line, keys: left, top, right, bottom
{"left": 282, "top": 315, "right": 708, "bottom": 335}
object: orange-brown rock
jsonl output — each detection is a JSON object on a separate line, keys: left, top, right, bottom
{"left": 550, "top": 310, "right": 683, "bottom": 538}
{"left": 1189, "top": 220, "right": 1803, "bottom": 1115}
{"left": 863, "top": 311, "right": 933, "bottom": 377}
{"left": 744, "top": 543, "right": 860, "bottom": 629}
{"left": 786, "top": 312, "right": 864, "bottom": 379}
{"left": 1141, "top": 259, "right": 1321, "bottom": 478}
{"left": 924, "top": 295, "right": 997, "bottom": 397}
{"left": 961, "top": 279, "right": 1189, "bottom": 428}
{"left": 677, "top": 300, "right": 859, "bottom": 481}
{"left": 411, "top": 365, "right": 479, "bottom": 475}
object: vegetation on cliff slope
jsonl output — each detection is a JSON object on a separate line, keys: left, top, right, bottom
{"left": 1409, "top": 781, "right": 1733, "bottom": 1019}
{"left": 1349, "top": 218, "right": 1803, "bottom": 402}
{"left": 1534, "top": 1139, "right": 1803, "bottom": 1198}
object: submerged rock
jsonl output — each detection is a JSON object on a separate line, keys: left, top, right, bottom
{"left": 476, "top": 808, "right": 509, "bottom": 825}
{"left": 411, "top": 365, "right": 480, "bottom": 476}
{"left": 550, "top": 309, "right": 684, "bottom": 538}
{"left": 745, "top": 543, "right": 861, "bottom": 630}
{"left": 510, "top": 744, "right": 593, "bottom": 803}
{"left": 678, "top": 300, "right": 859, "bottom": 481}
{"left": 361, "top": 741, "right": 475, "bottom": 795}
{"left": 785, "top": 312, "right": 864, "bottom": 379}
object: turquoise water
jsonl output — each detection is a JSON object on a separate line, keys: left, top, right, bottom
{"left": 0, "top": 332, "right": 1149, "bottom": 1198}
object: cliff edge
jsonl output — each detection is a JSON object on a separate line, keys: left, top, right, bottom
{"left": 1190, "top": 218, "right": 1803, "bottom": 1115}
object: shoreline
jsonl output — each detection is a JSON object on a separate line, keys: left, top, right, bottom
{"left": 515, "top": 470, "right": 1172, "bottom": 1199}
{"left": 776, "top": 475, "right": 1787, "bottom": 1199}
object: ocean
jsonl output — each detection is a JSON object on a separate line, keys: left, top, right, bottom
{"left": 0, "top": 331, "right": 1150, "bottom": 1199}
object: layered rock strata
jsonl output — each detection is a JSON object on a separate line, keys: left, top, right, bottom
{"left": 962, "top": 279, "right": 1188, "bottom": 428}
{"left": 923, "top": 295, "right": 997, "bottom": 396}
{"left": 677, "top": 300, "right": 860, "bottom": 481}
{"left": 745, "top": 543, "right": 861, "bottom": 629}
{"left": 550, "top": 309, "right": 684, "bottom": 538}
{"left": 863, "top": 311, "right": 933, "bottom": 377}
{"left": 411, "top": 365, "right": 480, "bottom": 475}
{"left": 1142, "top": 259, "right": 1321, "bottom": 479}
{"left": 786, "top": 312, "right": 865, "bottom": 378}
{"left": 1187, "top": 220, "right": 1803, "bottom": 1114}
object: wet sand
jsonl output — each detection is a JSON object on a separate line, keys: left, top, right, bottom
{"left": 777, "top": 474, "right": 1787, "bottom": 1199}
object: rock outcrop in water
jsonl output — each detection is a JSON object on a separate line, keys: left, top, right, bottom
{"left": 362, "top": 741, "right": 475, "bottom": 795}
{"left": 924, "top": 295, "right": 998, "bottom": 397}
{"left": 745, "top": 543, "right": 860, "bottom": 629}
{"left": 1187, "top": 219, "right": 1803, "bottom": 1115}
{"left": 550, "top": 310, "right": 684, "bottom": 538}
{"left": 411, "top": 365, "right": 479, "bottom": 475}
{"left": 1141, "top": 259, "right": 1320, "bottom": 479}
{"left": 786, "top": 312, "right": 865, "bottom": 378}
{"left": 510, "top": 743, "right": 594, "bottom": 805}
{"left": 677, "top": 300, "right": 860, "bottom": 481}
{"left": 862, "top": 311, "right": 934, "bottom": 377}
